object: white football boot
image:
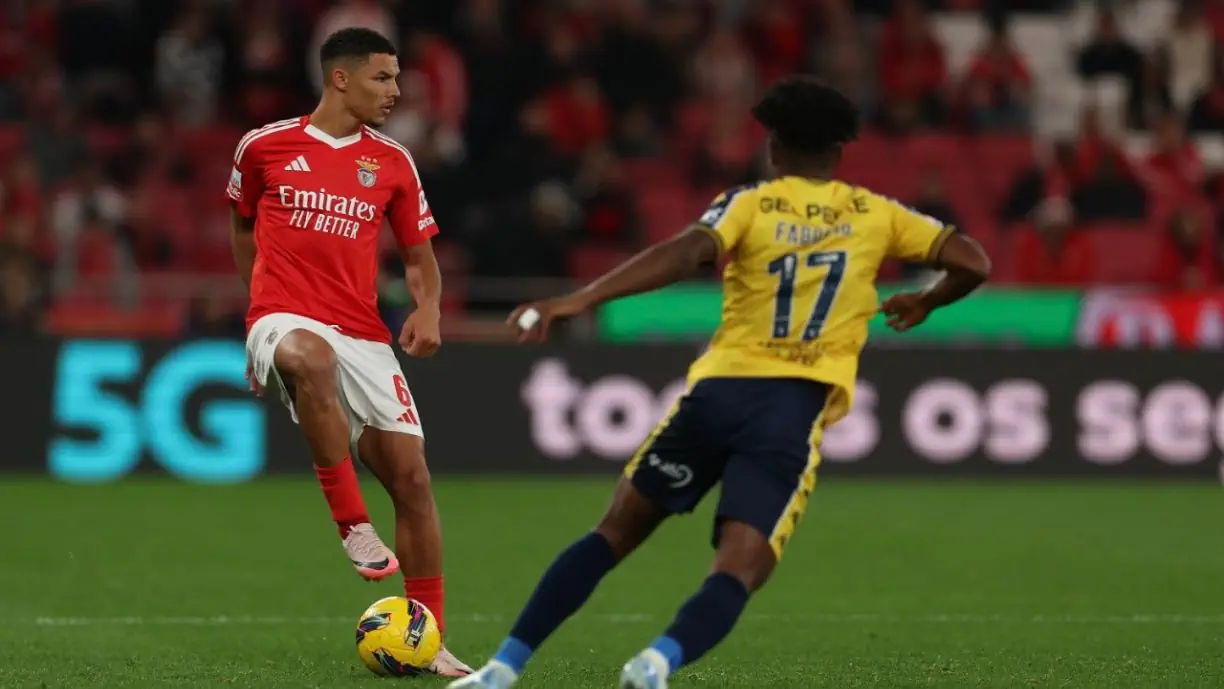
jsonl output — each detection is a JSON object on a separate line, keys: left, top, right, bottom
{"left": 445, "top": 659, "right": 518, "bottom": 688}
{"left": 620, "top": 649, "right": 670, "bottom": 689}
{"left": 341, "top": 523, "right": 399, "bottom": 581}
{"left": 430, "top": 646, "right": 476, "bottom": 678}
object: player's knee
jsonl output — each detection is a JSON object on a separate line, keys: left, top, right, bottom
{"left": 593, "top": 478, "right": 668, "bottom": 560}
{"left": 593, "top": 519, "right": 646, "bottom": 561}
{"left": 593, "top": 507, "right": 651, "bottom": 559}
{"left": 592, "top": 509, "right": 654, "bottom": 560}
{"left": 276, "top": 333, "right": 338, "bottom": 392}
{"left": 712, "top": 520, "right": 777, "bottom": 592}
{"left": 712, "top": 553, "right": 774, "bottom": 593}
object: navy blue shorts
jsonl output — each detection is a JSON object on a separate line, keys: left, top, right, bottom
{"left": 623, "top": 377, "right": 831, "bottom": 560}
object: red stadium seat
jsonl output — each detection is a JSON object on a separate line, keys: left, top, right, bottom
{"left": 842, "top": 137, "right": 922, "bottom": 199}
{"left": 903, "top": 133, "right": 969, "bottom": 167}
{"left": 180, "top": 124, "right": 245, "bottom": 164}
{"left": 993, "top": 223, "right": 1033, "bottom": 284}
{"left": 190, "top": 243, "right": 239, "bottom": 273}
{"left": 957, "top": 206, "right": 1000, "bottom": 262}
{"left": 674, "top": 102, "right": 714, "bottom": 157}
{"left": 148, "top": 186, "right": 200, "bottom": 256}
{"left": 904, "top": 134, "right": 993, "bottom": 218}
{"left": 46, "top": 297, "right": 184, "bottom": 338}
{"left": 76, "top": 230, "right": 121, "bottom": 278}
{"left": 621, "top": 159, "right": 684, "bottom": 188}
{"left": 83, "top": 124, "right": 130, "bottom": 157}
{"left": 637, "top": 185, "right": 700, "bottom": 244}
{"left": 971, "top": 134, "right": 1036, "bottom": 207}
{"left": 1083, "top": 223, "right": 1161, "bottom": 285}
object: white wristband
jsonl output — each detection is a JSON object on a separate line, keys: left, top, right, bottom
{"left": 516, "top": 308, "right": 540, "bottom": 331}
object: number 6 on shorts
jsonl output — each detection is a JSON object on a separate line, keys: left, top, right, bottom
{"left": 392, "top": 375, "right": 418, "bottom": 425}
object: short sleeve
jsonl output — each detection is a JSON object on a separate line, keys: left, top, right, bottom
{"left": 886, "top": 198, "right": 955, "bottom": 263}
{"left": 386, "top": 155, "right": 438, "bottom": 247}
{"left": 695, "top": 184, "right": 758, "bottom": 254}
{"left": 227, "top": 131, "right": 266, "bottom": 218}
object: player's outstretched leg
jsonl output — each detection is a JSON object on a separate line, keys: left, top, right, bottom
{"left": 448, "top": 479, "right": 669, "bottom": 689}
{"left": 358, "top": 427, "right": 471, "bottom": 677}
{"left": 274, "top": 331, "right": 397, "bottom": 581}
{"left": 620, "top": 520, "right": 775, "bottom": 689}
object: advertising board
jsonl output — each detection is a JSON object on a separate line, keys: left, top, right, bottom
{"left": 11, "top": 341, "right": 1218, "bottom": 482}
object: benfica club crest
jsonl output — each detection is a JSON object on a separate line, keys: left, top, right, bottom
{"left": 356, "top": 156, "right": 380, "bottom": 187}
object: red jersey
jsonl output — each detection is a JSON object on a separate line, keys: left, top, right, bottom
{"left": 226, "top": 116, "right": 438, "bottom": 343}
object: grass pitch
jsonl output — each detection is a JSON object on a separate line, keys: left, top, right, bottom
{"left": 0, "top": 477, "right": 1221, "bottom": 688}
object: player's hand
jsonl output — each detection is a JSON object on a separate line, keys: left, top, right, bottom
{"left": 880, "top": 292, "right": 933, "bottom": 332}
{"left": 245, "top": 360, "right": 265, "bottom": 397}
{"left": 507, "top": 294, "right": 589, "bottom": 343}
{"left": 400, "top": 306, "right": 442, "bottom": 357}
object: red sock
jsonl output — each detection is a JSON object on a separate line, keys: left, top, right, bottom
{"left": 314, "top": 457, "right": 369, "bottom": 538}
{"left": 405, "top": 576, "right": 446, "bottom": 633}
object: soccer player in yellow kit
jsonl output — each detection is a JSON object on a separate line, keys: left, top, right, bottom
{"left": 450, "top": 77, "right": 992, "bottom": 689}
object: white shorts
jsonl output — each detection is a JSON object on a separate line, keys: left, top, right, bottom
{"left": 245, "top": 313, "right": 424, "bottom": 450}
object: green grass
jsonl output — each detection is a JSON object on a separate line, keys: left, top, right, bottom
{"left": 1, "top": 477, "right": 1222, "bottom": 688}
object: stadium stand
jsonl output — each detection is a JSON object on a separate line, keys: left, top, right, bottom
{"left": 1, "top": 0, "right": 1223, "bottom": 336}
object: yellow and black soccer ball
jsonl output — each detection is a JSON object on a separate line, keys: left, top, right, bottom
{"left": 355, "top": 596, "right": 441, "bottom": 676}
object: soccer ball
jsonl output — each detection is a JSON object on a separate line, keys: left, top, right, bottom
{"left": 355, "top": 596, "right": 442, "bottom": 676}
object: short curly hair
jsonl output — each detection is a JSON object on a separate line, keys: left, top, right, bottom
{"left": 751, "top": 76, "right": 861, "bottom": 156}
{"left": 320, "top": 27, "right": 396, "bottom": 68}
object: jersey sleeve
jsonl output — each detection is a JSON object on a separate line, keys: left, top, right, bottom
{"left": 227, "top": 130, "right": 266, "bottom": 218}
{"left": 695, "top": 184, "right": 758, "bottom": 254}
{"left": 386, "top": 154, "right": 439, "bottom": 248}
{"left": 886, "top": 198, "right": 956, "bottom": 263}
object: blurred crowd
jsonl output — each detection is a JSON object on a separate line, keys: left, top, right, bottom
{"left": 3, "top": 0, "right": 1224, "bottom": 337}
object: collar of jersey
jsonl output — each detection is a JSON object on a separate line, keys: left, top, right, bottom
{"left": 303, "top": 123, "right": 363, "bottom": 149}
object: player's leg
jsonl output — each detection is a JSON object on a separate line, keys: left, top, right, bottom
{"left": 451, "top": 478, "right": 669, "bottom": 689}
{"left": 620, "top": 521, "right": 778, "bottom": 689}
{"left": 491, "top": 479, "right": 668, "bottom": 666}
{"left": 335, "top": 337, "right": 470, "bottom": 675}
{"left": 621, "top": 379, "right": 830, "bottom": 689}
{"left": 355, "top": 426, "right": 471, "bottom": 676}
{"left": 246, "top": 315, "right": 395, "bottom": 581}
{"left": 452, "top": 387, "right": 725, "bottom": 689}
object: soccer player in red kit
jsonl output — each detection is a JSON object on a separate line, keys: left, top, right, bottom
{"left": 226, "top": 27, "right": 471, "bottom": 677}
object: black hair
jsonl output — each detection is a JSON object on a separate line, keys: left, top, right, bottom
{"left": 319, "top": 27, "right": 396, "bottom": 68}
{"left": 751, "top": 76, "right": 860, "bottom": 157}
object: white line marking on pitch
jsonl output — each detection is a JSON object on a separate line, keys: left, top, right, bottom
{"left": 23, "top": 613, "right": 1224, "bottom": 627}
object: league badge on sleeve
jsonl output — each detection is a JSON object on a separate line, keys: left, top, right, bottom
{"left": 227, "top": 166, "right": 243, "bottom": 200}
{"left": 356, "top": 157, "right": 380, "bottom": 188}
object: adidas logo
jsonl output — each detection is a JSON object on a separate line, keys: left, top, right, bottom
{"left": 284, "top": 155, "right": 311, "bottom": 172}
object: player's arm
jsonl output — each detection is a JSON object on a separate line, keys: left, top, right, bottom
{"left": 400, "top": 239, "right": 442, "bottom": 315}
{"left": 509, "top": 186, "right": 754, "bottom": 341}
{"left": 578, "top": 227, "right": 719, "bottom": 305}
{"left": 226, "top": 135, "right": 264, "bottom": 288}
{"left": 881, "top": 202, "right": 992, "bottom": 332}
{"left": 397, "top": 239, "right": 442, "bottom": 356}
{"left": 388, "top": 166, "right": 443, "bottom": 356}
{"left": 229, "top": 207, "right": 256, "bottom": 288}
{"left": 915, "top": 233, "right": 991, "bottom": 310}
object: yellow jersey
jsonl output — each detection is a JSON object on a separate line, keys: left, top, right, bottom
{"left": 688, "top": 176, "right": 954, "bottom": 425}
